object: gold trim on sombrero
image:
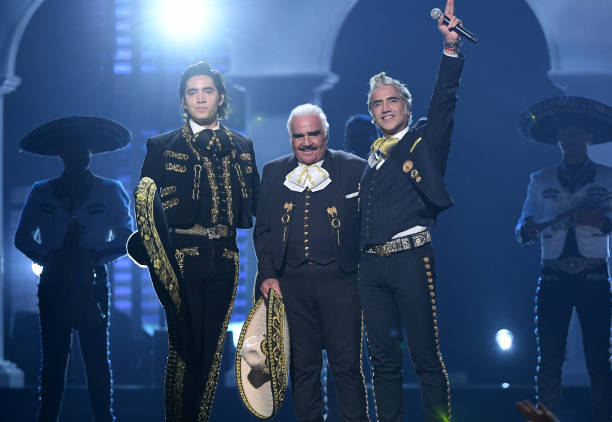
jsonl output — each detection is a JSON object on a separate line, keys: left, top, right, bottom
{"left": 236, "top": 289, "right": 289, "bottom": 419}
{"left": 135, "top": 177, "right": 181, "bottom": 310}
{"left": 267, "top": 291, "right": 288, "bottom": 413}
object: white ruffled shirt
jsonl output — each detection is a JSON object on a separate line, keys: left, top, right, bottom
{"left": 284, "top": 159, "right": 331, "bottom": 192}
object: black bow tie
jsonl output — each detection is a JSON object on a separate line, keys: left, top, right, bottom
{"left": 193, "top": 129, "right": 232, "bottom": 155}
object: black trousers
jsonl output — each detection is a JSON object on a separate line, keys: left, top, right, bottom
{"left": 37, "top": 266, "right": 113, "bottom": 422}
{"left": 279, "top": 261, "right": 368, "bottom": 422}
{"left": 170, "top": 233, "right": 239, "bottom": 422}
{"left": 359, "top": 244, "right": 450, "bottom": 422}
{"left": 535, "top": 264, "right": 612, "bottom": 422}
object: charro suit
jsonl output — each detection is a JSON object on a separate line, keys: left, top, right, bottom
{"left": 516, "top": 160, "right": 612, "bottom": 421}
{"left": 139, "top": 122, "right": 259, "bottom": 422}
{"left": 15, "top": 171, "right": 132, "bottom": 422}
{"left": 359, "top": 53, "right": 464, "bottom": 422}
{"left": 254, "top": 149, "right": 369, "bottom": 422}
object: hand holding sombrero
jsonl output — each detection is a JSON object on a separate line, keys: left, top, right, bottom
{"left": 519, "top": 96, "right": 612, "bottom": 145}
{"left": 236, "top": 289, "right": 290, "bottom": 419}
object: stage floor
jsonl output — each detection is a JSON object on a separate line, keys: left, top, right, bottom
{"left": 1, "top": 383, "right": 593, "bottom": 422}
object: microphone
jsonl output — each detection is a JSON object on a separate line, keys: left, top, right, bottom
{"left": 430, "top": 8, "right": 478, "bottom": 43}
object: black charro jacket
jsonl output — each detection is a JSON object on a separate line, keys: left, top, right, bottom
{"left": 140, "top": 123, "right": 259, "bottom": 229}
{"left": 254, "top": 149, "right": 366, "bottom": 287}
{"left": 360, "top": 53, "right": 465, "bottom": 247}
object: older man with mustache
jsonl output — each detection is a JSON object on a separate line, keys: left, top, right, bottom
{"left": 254, "top": 104, "right": 369, "bottom": 422}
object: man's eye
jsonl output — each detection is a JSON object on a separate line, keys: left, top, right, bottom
{"left": 293, "top": 134, "right": 305, "bottom": 139}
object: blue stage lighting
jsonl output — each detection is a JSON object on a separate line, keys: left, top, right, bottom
{"left": 495, "top": 329, "right": 514, "bottom": 351}
{"left": 31, "top": 262, "right": 43, "bottom": 276}
{"left": 153, "top": 0, "right": 219, "bottom": 43}
{"left": 501, "top": 382, "right": 510, "bottom": 389}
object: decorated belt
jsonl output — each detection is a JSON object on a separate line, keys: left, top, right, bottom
{"left": 365, "top": 230, "right": 431, "bottom": 257}
{"left": 542, "top": 257, "right": 606, "bottom": 275}
{"left": 173, "top": 224, "right": 233, "bottom": 239}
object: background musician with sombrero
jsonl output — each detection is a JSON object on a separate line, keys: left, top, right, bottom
{"left": 14, "top": 116, "right": 133, "bottom": 422}
{"left": 515, "top": 96, "right": 612, "bottom": 422}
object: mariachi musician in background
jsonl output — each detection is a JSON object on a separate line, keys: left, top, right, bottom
{"left": 516, "top": 96, "right": 612, "bottom": 422}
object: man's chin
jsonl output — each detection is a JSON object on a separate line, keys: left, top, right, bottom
{"left": 190, "top": 116, "right": 217, "bottom": 127}
{"left": 297, "top": 153, "right": 319, "bottom": 165}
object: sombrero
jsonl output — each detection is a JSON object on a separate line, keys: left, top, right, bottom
{"left": 20, "top": 116, "right": 131, "bottom": 155}
{"left": 127, "top": 177, "right": 182, "bottom": 313}
{"left": 519, "top": 96, "right": 612, "bottom": 145}
{"left": 236, "top": 289, "right": 290, "bottom": 419}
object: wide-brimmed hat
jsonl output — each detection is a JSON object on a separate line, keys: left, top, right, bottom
{"left": 20, "top": 116, "right": 131, "bottom": 155}
{"left": 236, "top": 289, "right": 290, "bottom": 419}
{"left": 519, "top": 96, "right": 612, "bottom": 145}
{"left": 127, "top": 177, "right": 182, "bottom": 312}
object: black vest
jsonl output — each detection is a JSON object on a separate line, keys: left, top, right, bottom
{"left": 285, "top": 189, "right": 337, "bottom": 266}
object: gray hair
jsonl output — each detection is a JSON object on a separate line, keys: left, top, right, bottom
{"left": 367, "top": 72, "right": 413, "bottom": 125}
{"left": 287, "top": 103, "right": 330, "bottom": 137}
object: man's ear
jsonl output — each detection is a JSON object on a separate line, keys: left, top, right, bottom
{"left": 219, "top": 94, "right": 225, "bottom": 106}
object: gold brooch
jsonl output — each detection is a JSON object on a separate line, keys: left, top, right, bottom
{"left": 402, "top": 160, "right": 414, "bottom": 173}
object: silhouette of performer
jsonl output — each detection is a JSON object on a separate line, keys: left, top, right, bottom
{"left": 15, "top": 116, "right": 133, "bottom": 422}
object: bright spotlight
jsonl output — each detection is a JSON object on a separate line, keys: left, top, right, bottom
{"left": 227, "top": 321, "right": 244, "bottom": 349}
{"left": 154, "top": 0, "right": 219, "bottom": 43}
{"left": 501, "top": 382, "right": 510, "bottom": 389}
{"left": 495, "top": 329, "right": 514, "bottom": 351}
{"left": 32, "top": 262, "right": 43, "bottom": 276}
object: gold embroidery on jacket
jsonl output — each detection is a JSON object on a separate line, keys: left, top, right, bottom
{"left": 326, "top": 206, "right": 341, "bottom": 245}
{"left": 222, "top": 156, "right": 233, "bottom": 225}
{"left": 202, "top": 157, "right": 219, "bottom": 224}
{"left": 240, "top": 153, "right": 251, "bottom": 161}
{"left": 165, "top": 162, "right": 186, "bottom": 173}
{"left": 193, "top": 164, "right": 202, "bottom": 200}
{"left": 162, "top": 198, "right": 179, "bottom": 210}
{"left": 281, "top": 202, "right": 294, "bottom": 243}
{"left": 164, "top": 150, "right": 189, "bottom": 160}
{"left": 234, "top": 163, "right": 249, "bottom": 199}
{"left": 160, "top": 186, "right": 176, "bottom": 198}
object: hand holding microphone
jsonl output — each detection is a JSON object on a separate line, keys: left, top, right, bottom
{"left": 431, "top": 3, "right": 479, "bottom": 44}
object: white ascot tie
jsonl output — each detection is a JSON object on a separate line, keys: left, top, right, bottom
{"left": 284, "top": 162, "right": 331, "bottom": 192}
